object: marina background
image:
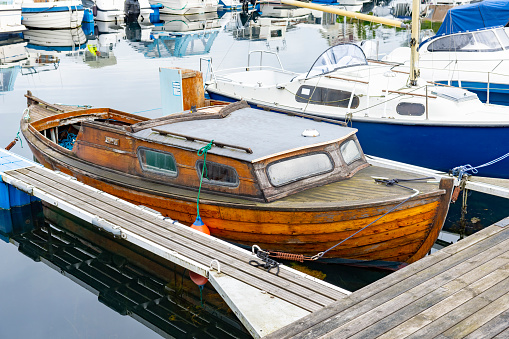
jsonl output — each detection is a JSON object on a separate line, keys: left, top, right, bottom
{"left": 1, "top": 7, "right": 508, "bottom": 337}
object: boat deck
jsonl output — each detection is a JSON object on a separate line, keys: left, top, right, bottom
{"left": 0, "top": 148, "right": 349, "bottom": 338}
{"left": 265, "top": 217, "right": 509, "bottom": 338}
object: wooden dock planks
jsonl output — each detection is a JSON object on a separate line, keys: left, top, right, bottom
{"left": 265, "top": 218, "right": 509, "bottom": 338}
{"left": 4, "top": 165, "right": 348, "bottom": 314}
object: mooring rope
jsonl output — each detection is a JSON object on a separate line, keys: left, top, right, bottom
{"left": 196, "top": 141, "right": 213, "bottom": 218}
{"left": 252, "top": 177, "right": 432, "bottom": 263}
{"left": 451, "top": 152, "right": 509, "bottom": 179}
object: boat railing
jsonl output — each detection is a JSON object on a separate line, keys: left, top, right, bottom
{"left": 247, "top": 50, "right": 284, "bottom": 71}
{"left": 211, "top": 66, "right": 298, "bottom": 82}
{"left": 419, "top": 60, "right": 509, "bottom": 104}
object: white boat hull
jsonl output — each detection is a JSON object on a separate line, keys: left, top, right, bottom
{"left": 151, "top": 0, "right": 220, "bottom": 15}
{"left": 22, "top": 2, "right": 84, "bottom": 29}
{"left": 24, "top": 28, "right": 87, "bottom": 47}
{"left": 0, "top": 39, "right": 27, "bottom": 64}
{"left": 0, "top": 5, "right": 26, "bottom": 34}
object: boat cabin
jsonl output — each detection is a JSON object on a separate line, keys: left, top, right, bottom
{"left": 28, "top": 100, "right": 369, "bottom": 202}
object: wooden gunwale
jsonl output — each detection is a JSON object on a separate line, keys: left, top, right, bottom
{"left": 23, "top": 131, "right": 444, "bottom": 212}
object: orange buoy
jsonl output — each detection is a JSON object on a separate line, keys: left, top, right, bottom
{"left": 189, "top": 271, "right": 208, "bottom": 286}
{"left": 189, "top": 216, "right": 210, "bottom": 286}
{"left": 190, "top": 216, "right": 210, "bottom": 235}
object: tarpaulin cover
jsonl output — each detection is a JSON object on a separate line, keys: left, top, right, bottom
{"left": 436, "top": 0, "right": 509, "bottom": 36}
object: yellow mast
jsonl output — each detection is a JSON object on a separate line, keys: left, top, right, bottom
{"left": 280, "top": 0, "right": 409, "bottom": 29}
{"left": 409, "top": 0, "right": 421, "bottom": 85}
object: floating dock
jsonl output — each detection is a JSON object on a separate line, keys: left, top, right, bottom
{"left": 3, "top": 147, "right": 509, "bottom": 338}
{"left": 0, "top": 148, "right": 349, "bottom": 338}
{"left": 266, "top": 216, "right": 509, "bottom": 338}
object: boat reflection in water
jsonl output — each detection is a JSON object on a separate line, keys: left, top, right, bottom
{"left": 130, "top": 13, "right": 220, "bottom": 57}
{"left": 0, "top": 33, "right": 27, "bottom": 92}
{"left": 0, "top": 202, "right": 251, "bottom": 338}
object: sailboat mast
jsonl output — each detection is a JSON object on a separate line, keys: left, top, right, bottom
{"left": 281, "top": 0, "right": 409, "bottom": 28}
{"left": 409, "top": 0, "right": 421, "bottom": 86}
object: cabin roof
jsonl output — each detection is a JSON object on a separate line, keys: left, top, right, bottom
{"left": 131, "top": 107, "right": 357, "bottom": 162}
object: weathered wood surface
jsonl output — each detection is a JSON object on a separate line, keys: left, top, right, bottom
{"left": 265, "top": 218, "right": 509, "bottom": 338}
{"left": 5, "top": 165, "right": 349, "bottom": 313}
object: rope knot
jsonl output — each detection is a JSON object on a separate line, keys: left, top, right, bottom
{"left": 197, "top": 140, "right": 214, "bottom": 156}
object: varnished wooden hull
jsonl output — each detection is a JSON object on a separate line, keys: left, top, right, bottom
{"left": 21, "top": 101, "right": 453, "bottom": 266}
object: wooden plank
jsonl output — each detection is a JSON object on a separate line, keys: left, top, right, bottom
{"left": 320, "top": 244, "right": 509, "bottom": 339}
{"left": 22, "top": 166, "right": 347, "bottom": 301}
{"left": 440, "top": 291, "right": 509, "bottom": 338}
{"left": 494, "top": 328, "right": 509, "bottom": 338}
{"left": 10, "top": 169, "right": 336, "bottom": 311}
{"left": 463, "top": 309, "right": 509, "bottom": 338}
{"left": 264, "top": 226, "right": 509, "bottom": 339}
{"left": 405, "top": 278, "right": 509, "bottom": 338}
{"left": 350, "top": 261, "right": 509, "bottom": 339}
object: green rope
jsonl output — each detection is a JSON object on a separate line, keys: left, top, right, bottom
{"left": 196, "top": 140, "right": 214, "bottom": 218}
{"left": 199, "top": 285, "right": 204, "bottom": 307}
{"left": 15, "top": 127, "right": 23, "bottom": 148}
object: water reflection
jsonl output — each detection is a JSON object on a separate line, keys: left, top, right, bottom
{"left": 0, "top": 33, "right": 27, "bottom": 92}
{"left": 2, "top": 203, "right": 250, "bottom": 338}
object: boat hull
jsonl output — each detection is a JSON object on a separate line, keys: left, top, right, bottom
{"left": 22, "top": 5, "right": 84, "bottom": 29}
{"left": 151, "top": 0, "right": 220, "bottom": 15}
{"left": 0, "top": 5, "right": 26, "bottom": 34}
{"left": 207, "top": 90, "right": 509, "bottom": 179}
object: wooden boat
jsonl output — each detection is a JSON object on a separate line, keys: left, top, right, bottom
{"left": 20, "top": 76, "right": 453, "bottom": 267}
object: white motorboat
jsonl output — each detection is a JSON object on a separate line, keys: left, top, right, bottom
{"left": 157, "top": 12, "right": 220, "bottom": 32}
{"left": 93, "top": 0, "right": 124, "bottom": 23}
{"left": 20, "top": 0, "right": 84, "bottom": 29}
{"left": 258, "top": 2, "right": 312, "bottom": 18}
{"left": 206, "top": 41, "right": 509, "bottom": 178}
{"left": 0, "top": 1, "right": 26, "bottom": 34}
{"left": 150, "top": 0, "right": 221, "bottom": 15}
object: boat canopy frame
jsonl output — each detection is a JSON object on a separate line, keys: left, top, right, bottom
{"left": 305, "top": 43, "right": 368, "bottom": 79}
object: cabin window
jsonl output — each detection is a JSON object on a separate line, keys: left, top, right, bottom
{"left": 138, "top": 148, "right": 178, "bottom": 176}
{"left": 396, "top": 102, "right": 425, "bottom": 116}
{"left": 295, "top": 85, "right": 359, "bottom": 109}
{"left": 428, "top": 31, "right": 503, "bottom": 52}
{"left": 496, "top": 28, "right": 509, "bottom": 49}
{"left": 427, "top": 33, "right": 475, "bottom": 52}
{"left": 340, "top": 140, "right": 362, "bottom": 165}
{"left": 196, "top": 161, "right": 239, "bottom": 187}
{"left": 267, "top": 153, "right": 334, "bottom": 187}
{"left": 473, "top": 30, "right": 503, "bottom": 51}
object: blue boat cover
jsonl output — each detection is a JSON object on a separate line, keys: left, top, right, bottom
{"left": 436, "top": 0, "right": 509, "bottom": 36}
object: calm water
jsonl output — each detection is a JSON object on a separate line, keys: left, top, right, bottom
{"left": 0, "top": 7, "right": 505, "bottom": 338}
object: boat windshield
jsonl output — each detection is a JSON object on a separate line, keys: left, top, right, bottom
{"left": 428, "top": 29, "right": 504, "bottom": 52}
{"left": 496, "top": 28, "right": 509, "bottom": 49}
{"left": 306, "top": 44, "right": 367, "bottom": 78}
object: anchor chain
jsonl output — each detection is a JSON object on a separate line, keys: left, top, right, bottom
{"left": 249, "top": 246, "right": 280, "bottom": 275}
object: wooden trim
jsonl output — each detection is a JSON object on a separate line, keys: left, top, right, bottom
{"left": 151, "top": 128, "right": 253, "bottom": 154}
{"left": 251, "top": 132, "right": 356, "bottom": 163}
{"left": 325, "top": 75, "right": 369, "bottom": 84}
{"left": 382, "top": 89, "right": 437, "bottom": 99}
{"left": 256, "top": 104, "right": 347, "bottom": 127}
{"left": 25, "top": 91, "right": 64, "bottom": 113}
{"left": 391, "top": 69, "right": 410, "bottom": 74}
{"left": 407, "top": 177, "right": 454, "bottom": 263}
